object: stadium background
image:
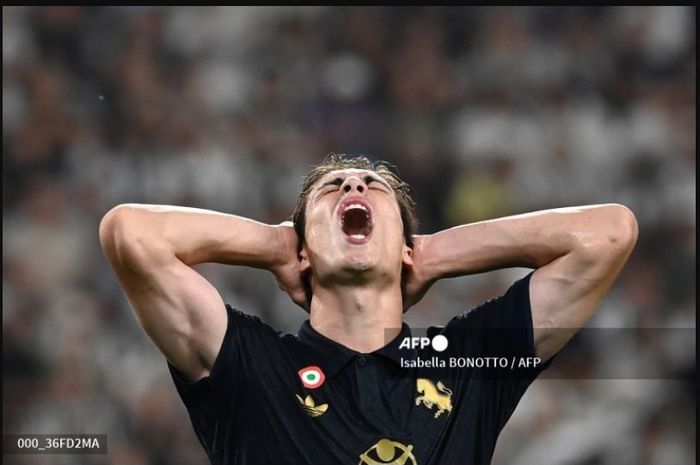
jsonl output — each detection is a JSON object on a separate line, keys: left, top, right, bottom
{"left": 3, "top": 6, "right": 695, "bottom": 465}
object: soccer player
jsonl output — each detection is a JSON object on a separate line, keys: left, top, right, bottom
{"left": 99, "top": 154, "right": 637, "bottom": 465}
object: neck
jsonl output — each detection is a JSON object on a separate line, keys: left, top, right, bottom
{"left": 309, "top": 282, "right": 403, "bottom": 353}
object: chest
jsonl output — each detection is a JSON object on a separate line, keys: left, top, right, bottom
{"left": 234, "top": 354, "right": 490, "bottom": 465}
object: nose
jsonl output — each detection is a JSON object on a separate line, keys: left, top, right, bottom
{"left": 341, "top": 176, "right": 366, "bottom": 194}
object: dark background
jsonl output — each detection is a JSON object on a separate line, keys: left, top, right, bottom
{"left": 3, "top": 6, "right": 695, "bottom": 465}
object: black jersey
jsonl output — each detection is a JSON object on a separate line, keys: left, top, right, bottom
{"left": 168, "top": 271, "right": 551, "bottom": 465}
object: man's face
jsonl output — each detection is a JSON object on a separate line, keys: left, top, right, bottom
{"left": 300, "top": 168, "right": 413, "bottom": 288}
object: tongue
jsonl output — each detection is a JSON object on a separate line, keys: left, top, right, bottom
{"left": 342, "top": 209, "right": 371, "bottom": 237}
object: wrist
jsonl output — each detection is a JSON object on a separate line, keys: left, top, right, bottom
{"left": 271, "top": 222, "right": 299, "bottom": 271}
{"left": 411, "top": 234, "right": 439, "bottom": 284}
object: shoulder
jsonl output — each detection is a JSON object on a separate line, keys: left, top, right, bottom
{"left": 447, "top": 272, "right": 534, "bottom": 330}
{"left": 225, "top": 304, "right": 294, "bottom": 345}
{"left": 425, "top": 273, "right": 537, "bottom": 358}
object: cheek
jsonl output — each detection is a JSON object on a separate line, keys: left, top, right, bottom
{"left": 304, "top": 208, "right": 335, "bottom": 245}
{"left": 379, "top": 206, "right": 404, "bottom": 237}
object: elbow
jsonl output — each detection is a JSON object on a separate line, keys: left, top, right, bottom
{"left": 99, "top": 204, "right": 136, "bottom": 253}
{"left": 99, "top": 204, "right": 158, "bottom": 268}
{"left": 581, "top": 204, "right": 639, "bottom": 259}
{"left": 604, "top": 204, "right": 639, "bottom": 252}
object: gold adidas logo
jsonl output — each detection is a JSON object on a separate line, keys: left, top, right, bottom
{"left": 296, "top": 394, "right": 329, "bottom": 418}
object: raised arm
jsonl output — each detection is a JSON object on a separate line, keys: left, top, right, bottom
{"left": 406, "top": 204, "right": 638, "bottom": 361}
{"left": 99, "top": 204, "right": 304, "bottom": 381}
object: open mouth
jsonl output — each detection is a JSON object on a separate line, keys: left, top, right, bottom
{"left": 339, "top": 198, "right": 373, "bottom": 244}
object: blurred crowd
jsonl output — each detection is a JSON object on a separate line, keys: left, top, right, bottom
{"left": 3, "top": 6, "right": 695, "bottom": 465}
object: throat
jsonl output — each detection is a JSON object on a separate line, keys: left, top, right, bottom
{"left": 308, "top": 285, "right": 404, "bottom": 352}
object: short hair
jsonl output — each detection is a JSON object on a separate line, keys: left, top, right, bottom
{"left": 292, "top": 153, "right": 418, "bottom": 249}
{"left": 291, "top": 153, "right": 419, "bottom": 312}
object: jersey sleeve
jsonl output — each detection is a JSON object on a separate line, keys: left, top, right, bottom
{"left": 440, "top": 271, "right": 551, "bottom": 363}
{"left": 437, "top": 271, "right": 554, "bottom": 432}
{"left": 167, "top": 304, "right": 277, "bottom": 461}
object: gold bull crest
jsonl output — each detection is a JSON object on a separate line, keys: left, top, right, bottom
{"left": 415, "top": 379, "right": 452, "bottom": 418}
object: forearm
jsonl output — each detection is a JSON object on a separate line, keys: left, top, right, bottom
{"left": 417, "top": 204, "right": 637, "bottom": 282}
{"left": 99, "top": 203, "right": 285, "bottom": 269}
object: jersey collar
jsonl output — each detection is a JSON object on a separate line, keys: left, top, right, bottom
{"left": 297, "top": 320, "right": 417, "bottom": 378}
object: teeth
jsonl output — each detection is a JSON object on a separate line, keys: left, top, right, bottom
{"left": 345, "top": 203, "right": 367, "bottom": 212}
{"left": 350, "top": 234, "right": 366, "bottom": 239}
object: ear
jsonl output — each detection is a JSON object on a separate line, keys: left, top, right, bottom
{"left": 299, "top": 244, "right": 311, "bottom": 273}
{"left": 401, "top": 243, "right": 414, "bottom": 268}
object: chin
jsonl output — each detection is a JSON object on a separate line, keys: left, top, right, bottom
{"left": 342, "top": 254, "right": 378, "bottom": 273}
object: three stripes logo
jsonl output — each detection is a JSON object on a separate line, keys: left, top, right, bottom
{"left": 296, "top": 394, "right": 329, "bottom": 417}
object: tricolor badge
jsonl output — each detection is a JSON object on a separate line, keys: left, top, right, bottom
{"left": 298, "top": 365, "right": 325, "bottom": 389}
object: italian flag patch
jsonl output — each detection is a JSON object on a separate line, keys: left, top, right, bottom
{"left": 298, "top": 365, "right": 325, "bottom": 389}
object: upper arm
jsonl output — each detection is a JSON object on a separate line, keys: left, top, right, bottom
{"left": 99, "top": 206, "right": 227, "bottom": 381}
{"left": 529, "top": 205, "right": 638, "bottom": 361}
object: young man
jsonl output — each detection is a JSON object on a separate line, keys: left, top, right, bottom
{"left": 99, "top": 154, "right": 638, "bottom": 465}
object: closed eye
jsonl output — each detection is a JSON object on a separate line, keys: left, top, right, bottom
{"left": 319, "top": 177, "right": 343, "bottom": 192}
{"left": 364, "top": 175, "right": 390, "bottom": 191}
{"left": 317, "top": 174, "right": 390, "bottom": 194}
